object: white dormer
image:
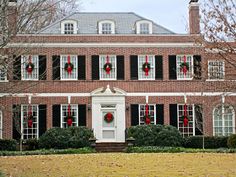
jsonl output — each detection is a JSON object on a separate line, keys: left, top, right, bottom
{"left": 98, "top": 20, "right": 115, "bottom": 34}
{"left": 136, "top": 20, "right": 153, "bottom": 34}
{"left": 61, "top": 20, "right": 78, "bottom": 34}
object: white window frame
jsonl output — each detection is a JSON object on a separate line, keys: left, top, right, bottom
{"left": 21, "top": 105, "right": 39, "bottom": 140}
{"left": 177, "top": 104, "right": 195, "bottom": 136}
{"left": 60, "top": 104, "right": 78, "bottom": 128}
{"left": 0, "top": 110, "right": 2, "bottom": 139}
{"left": 138, "top": 55, "right": 155, "bottom": 80}
{"left": 60, "top": 55, "right": 78, "bottom": 80}
{"left": 136, "top": 20, "right": 153, "bottom": 34}
{"left": 208, "top": 60, "right": 225, "bottom": 81}
{"left": 99, "top": 55, "right": 117, "bottom": 80}
{"left": 139, "top": 104, "right": 156, "bottom": 125}
{"left": 21, "top": 55, "right": 39, "bottom": 81}
{"left": 213, "top": 105, "right": 235, "bottom": 136}
{"left": 0, "top": 66, "right": 8, "bottom": 82}
{"left": 98, "top": 20, "right": 115, "bottom": 34}
{"left": 61, "top": 20, "right": 77, "bottom": 34}
{"left": 176, "top": 55, "right": 194, "bottom": 80}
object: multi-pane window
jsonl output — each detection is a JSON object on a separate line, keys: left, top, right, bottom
{"left": 213, "top": 105, "right": 235, "bottom": 136}
{"left": 99, "top": 55, "right": 116, "bottom": 80}
{"left": 21, "top": 105, "right": 38, "bottom": 139}
{"left": 178, "top": 104, "right": 194, "bottom": 136}
{"left": 21, "top": 55, "right": 39, "bottom": 80}
{"left": 61, "top": 104, "right": 78, "bottom": 128}
{"left": 0, "top": 66, "right": 7, "bottom": 81}
{"left": 208, "top": 61, "right": 225, "bottom": 80}
{"left": 0, "top": 110, "right": 2, "bottom": 139}
{"left": 138, "top": 55, "right": 155, "bottom": 80}
{"left": 101, "top": 23, "right": 112, "bottom": 34}
{"left": 64, "top": 23, "right": 74, "bottom": 34}
{"left": 60, "top": 55, "right": 77, "bottom": 80}
{"left": 139, "top": 104, "right": 156, "bottom": 125}
{"left": 176, "top": 55, "right": 193, "bottom": 80}
{"left": 140, "top": 23, "right": 150, "bottom": 34}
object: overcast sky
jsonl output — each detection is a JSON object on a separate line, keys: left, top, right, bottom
{"left": 81, "top": 0, "right": 191, "bottom": 34}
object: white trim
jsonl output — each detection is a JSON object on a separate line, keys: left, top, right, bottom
{"left": 61, "top": 20, "right": 78, "bottom": 34}
{"left": 1, "top": 92, "right": 236, "bottom": 97}
{"left": 8, "top": 42, "right": 200, "bottom": 48}
{"left": 176, "top": 55, "right": 194, "bottom": 80}
{"left": 138, "top": 55, "right": 155, "bottom": 80}
{"left": 98, "top": 20, "right": 115, "bottom": 34}
{"left": 60, "top": 104, "right": 78, "bottom": 128}
{"left": 208, "top": 60, "right": 225, "bottom": 80}
{"left": 136, "top": 20, "right": 153, "bottom": 34}
{"left": 99, "top": 55, "right": 117, "bottom": 80}
{"left": 139, "top": 104, "right": 156, "bottom": 125}
{"left": 60, "top": 55, "right": 78, "bottom": 80}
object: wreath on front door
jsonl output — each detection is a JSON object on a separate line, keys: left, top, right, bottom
{"left": 104, "top": 112, "right": 114, "bottom": 123}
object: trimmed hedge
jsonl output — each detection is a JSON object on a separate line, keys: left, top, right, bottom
{"left": 39, "top": 127, "right": 94, "bottom": 149}
{"left": 184, "top": 136, "right": 228, "bottom": 149}
{"left": 227, "top": 134, "right": 236, "bottom": 148}
{"left": 23, "top": 138, "right": 39, "bottom": 150}
{"left": 126, "top": 125, "right": 184, "bottom": 147}
{"left": 0, "top": 139, "right": 17, "bottom": 151}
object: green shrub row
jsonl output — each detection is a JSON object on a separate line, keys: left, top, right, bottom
{"left": 0, "top": 147, "right": 95, "bottom": 156}
{"left": 126, "top": 125, "right": 184, "bottom": 147}
{"left": 227, "top": 134, "right": 236, "bottom": 148}
{"left": 0, "top": 139, "right": 17, "bottom": 151}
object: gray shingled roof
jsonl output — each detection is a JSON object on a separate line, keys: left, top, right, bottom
{"left": 38, "top": 12, "right": 175, "bottom": 34}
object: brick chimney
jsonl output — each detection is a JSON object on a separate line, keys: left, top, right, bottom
{"left": 8, "top": 0, "right": 17, "bottom": 35}
{"left": 189, "top": 0, "right": 200, "bottom": 34}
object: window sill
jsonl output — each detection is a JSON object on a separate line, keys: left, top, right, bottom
{"left": 0, "top": 80, "right": 9, "bottom": 82}
{"left": 206, "top": 79, "right": 225, "bottom": 81}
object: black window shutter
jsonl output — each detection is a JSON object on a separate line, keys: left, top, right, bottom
{"left": 195, "top": 104, "right": 203, "bottom": 135}
{"left": 13, "top": 56, "right": 21, "bottom": 80}
{"left": 78, "top": 105, "right": 86, "bottom": 126}
{"left": 52, "top": 55, "right": 60, "bottom": 80}
{"left": 155, "top": 55, "right": 163, "bottom": 80}
{"left": 169, "top": 55, "right": 177, "bottom": 80}
{"left": 117, "top": 55, "right": 124, "bottom": 80}
{"left": 194, "top": 55, "right": 202, "bottom": 80}
{"left": 39, "top": 105, "right": 47, "bottom": 137}
{"left": 12, "top": 105, "right": 21, "bottom": 139}
{"left": 130, "top": 55, "right": 138, "bottom": 80}
{"left": 52, "top": 105, "right": 61, "bottom": 127}
{"left": 156, "top": 104, "right": 164, "bottom": 125}
{"left": 78, "top": 55, "right": 86, "bottom": 80}
{"left": 131, "top": 104, "right": 139, "bottom": 126}
{"left": 39, "top": 55, "right": 47, "bottom": 80}
{"left": 169, "top": 104, "right": 178, "bottom": 127}
{"left": 92, "top": 55, "right": 99, "bottom": 80}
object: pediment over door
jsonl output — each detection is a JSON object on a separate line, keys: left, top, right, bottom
{"left": 90, "top": 85, "right": 126, "bottom": 97}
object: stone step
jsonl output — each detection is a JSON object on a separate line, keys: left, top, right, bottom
{"left": 95, "top": 142, "right": 126, "bottom": 152}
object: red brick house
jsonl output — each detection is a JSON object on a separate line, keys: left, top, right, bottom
{"left": 0, "top": 0, "right": 235, "bottom": 142}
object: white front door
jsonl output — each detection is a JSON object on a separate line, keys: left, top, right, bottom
{"left": 101, "top": 106, "right": 116, "bottom": 141}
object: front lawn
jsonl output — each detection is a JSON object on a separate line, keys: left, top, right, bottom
{"left": 1, "top": 153, "right": 236, "bottom": 177}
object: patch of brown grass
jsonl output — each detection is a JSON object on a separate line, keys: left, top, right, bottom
{"left": 0, "top": 153, "right": 236, "bottom": 177}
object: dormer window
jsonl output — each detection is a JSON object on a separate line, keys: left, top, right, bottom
{"left": 136, "top": 20, "right": 153, "bottom": 34}
{"left": 98, "top": 20, "right": 115, "bottom": 34}
{"left": 61, "top": 20, "right": 77, "bottom": 34}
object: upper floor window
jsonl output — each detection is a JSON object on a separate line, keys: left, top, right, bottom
{"left": 61, "top": 20, "right": 77, "bottom": 34}
{"left": 61, "top": 104, "right": 78, "bottom": 128}
{"left": 208, "top": 61, "right": 225, "bottom": 80}
{"left": 136, "top": 20, "right": 153, "bottom": 34}
{"left": 138, "top": 55, "right": 155, "bottom": 80}
{"left": 99, "top": 55, "right": 116, "bottom": 80}
{"left": 98, "top": 20, "right": 115, "bottom": 34}
{"left": 21, "top": 55, "right": 39, "bottom": 80}
{"left": 176, "top": 55, "right": 193, "bottom": 80}
{"left": 213, "top": 105, "right": 235, "bottom": 136}
{"left": 21, "top": 105, "right": 38, "bottom": 139}
{"left": 0, "top": 66, "right": 7, "bottom": 81}
{"left": 139, "top": 104, "right": 156, "bottom": 125}
{"left": 177, "top": 104, "right": 194, "bottom": 136}
{"left": 60, "top": 55, "right": 78, "bottom": 80}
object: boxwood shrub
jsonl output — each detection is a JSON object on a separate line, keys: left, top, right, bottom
{"left": 184, "top": 136, "right": 228, "bottom": 149}
{"left": 39, "top": 127, "right": 94, "bottom": 149}
{"left": 227, "top": 134, "right": 236, "bottom": 148}
{"left": 126, "top": 125, "right": 184, "bottom": 147}
{"left": 0, "top": 139, "right": 17, "bottom": 151}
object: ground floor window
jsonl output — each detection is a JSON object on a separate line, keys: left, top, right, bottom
{"left": 177, "top": 104, "right": 194, "bottom": 136}
{"left": 61, "top": 104, "right": 78, "bottom": 128}
{"left": 213, "top": 105, "right": 235, "bottom": 136}
{"left": 139, "top": 104, "right": 156, "bottom": 125}
{"left": 21, "top": 105, "right": 38, "bottom": 139}
{"left": 0, "top": 110, "right": 2, "bottom": 139}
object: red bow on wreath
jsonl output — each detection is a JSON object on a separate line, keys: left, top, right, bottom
{"left": 67, "top": 104, "right": 73, "bottom": 126}
{"left": 183, "top": 104, "right": 188, "bottom": 127}
{"left": 104, "top": 112, "right": 114, "bottom": 123}
{"left": 26, "top": 55, "right": 34, "bottom": 74}
{"left": 27, "top": 105, "right": 33, "bottom": 128}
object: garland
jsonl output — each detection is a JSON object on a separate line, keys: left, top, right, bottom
{"left": 104, "top": 112, "right": 114, "bottom": 123}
